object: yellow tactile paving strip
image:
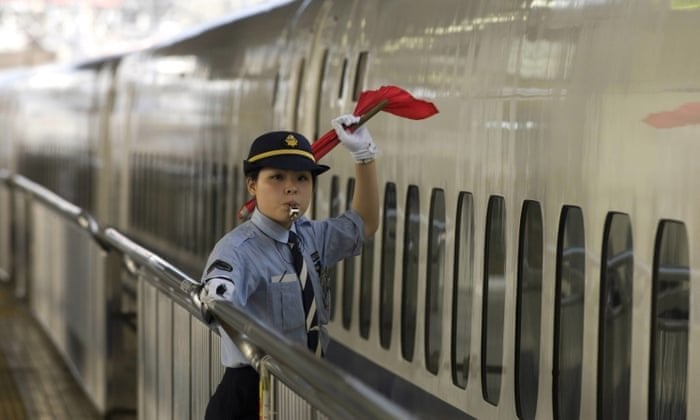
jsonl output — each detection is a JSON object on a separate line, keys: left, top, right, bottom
{"left": 0, "top": 282, "right": 100, "bottom": 420}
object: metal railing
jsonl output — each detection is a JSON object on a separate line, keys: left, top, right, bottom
{"left": 2, "top": 171, "right": 414, "bottom": 419}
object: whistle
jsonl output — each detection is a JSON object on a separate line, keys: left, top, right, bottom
{"left": 289, "top": 207, "right": 300, "bottom": 221}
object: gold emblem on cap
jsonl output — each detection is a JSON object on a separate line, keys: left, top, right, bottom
{"left": 284, "top": 134, "right": 299, "bottom": 148}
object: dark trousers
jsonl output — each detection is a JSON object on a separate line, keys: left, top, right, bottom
{"left": 205, "top": 366, "right": 260, "bottom": 420}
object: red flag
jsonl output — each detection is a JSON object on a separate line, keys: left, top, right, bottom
{"left": 643, "top": 102, "right": 700, "bottom": 129}
{"left": 355, "top": 85, "right": 439, "bottom": 119}
{"left": 238, "top": 85, "right": 438, "bottom": 219}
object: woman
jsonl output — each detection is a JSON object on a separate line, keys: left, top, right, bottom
{"left": 199, "top": 114, "right": 379, "bottom": 419}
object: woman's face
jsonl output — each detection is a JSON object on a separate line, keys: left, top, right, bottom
{"left": 247, "top": 168, "right": 313, "bottom": 228}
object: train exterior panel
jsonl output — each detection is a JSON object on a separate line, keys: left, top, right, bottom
{"left": 1, "top": 0, "right": 698, "bottom": 418}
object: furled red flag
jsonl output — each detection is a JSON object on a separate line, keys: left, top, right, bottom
{"left": 643, "top": 102, "right": 700, "bottom": 129}
{"left": 238, "top": 85, "right": 439, "bottom": 219}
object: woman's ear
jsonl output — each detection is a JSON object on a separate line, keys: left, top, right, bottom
{"left": 246, "top": 177, "right": 256, "bottom": 196}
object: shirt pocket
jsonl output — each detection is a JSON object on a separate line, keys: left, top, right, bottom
{"left": 269, "top": 281, "right": 305, "bottom": 332}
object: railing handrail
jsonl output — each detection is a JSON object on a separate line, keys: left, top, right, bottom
{"left": 5, "top": 170, "right": 415, "bottom": 420}
{"left": 7, "top": 174, "right": 105, "bottom": 248}
{"left": 101, "top": 221, "right": 414, "bottom": 420}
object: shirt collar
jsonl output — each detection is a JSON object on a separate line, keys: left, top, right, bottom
{"left": 251, "top": 207, "right": 299, "bottom": 243}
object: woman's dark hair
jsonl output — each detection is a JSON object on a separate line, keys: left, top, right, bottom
{"left": 246, "top": 169, "right": 318, "bottom": 188}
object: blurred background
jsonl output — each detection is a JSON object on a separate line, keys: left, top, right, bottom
{"left": 0, "top": 0, "right": 279, "bottom": 69}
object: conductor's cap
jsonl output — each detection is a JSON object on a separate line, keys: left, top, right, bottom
{"left": 243, "top": 131, "right": 329, "bottom": 176}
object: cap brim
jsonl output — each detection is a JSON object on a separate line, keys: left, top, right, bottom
{"left": 245, "top": 155, "right": 330, "bottom": 175}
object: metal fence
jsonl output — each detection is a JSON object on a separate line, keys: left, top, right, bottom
{"left": 0, "top": 171, "right": 413, "bottom": 420}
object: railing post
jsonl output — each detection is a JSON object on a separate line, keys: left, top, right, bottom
{"left": 260, "top": 355, "right": 273, "bottom": 420}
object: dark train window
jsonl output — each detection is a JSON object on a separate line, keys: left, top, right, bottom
{"left": 311, "top": 180, "right": 318, "bottom": 220}
{"left": 649, "top": 220, "right": 689, "bottom": 420}
{"left": 215, "top": 163, "right": 228, "bottom": 240}
{"left": 187, "top": 158, "right": 195, "bottom": 245}
{"left": 401, "top": 185, "right": 420, "bottom": 361}
{"left": 209, "top": 161, "right": 222, "bottom": 253}
{"left": 147, "top": 154, "right": 157, "bottom": 235}
{"left": 338, "top": 58, "right": 348, "bottom": 99}
{"left": 553, "top": 205, "right": 585, "bottom": 420}
{"left": 359, "top": 227, "right": 375, "bottom": 339}
{"left": 352, "top": 51, "right": 369, "bottom": 102}
{"left": 231, "top": 164, "right": 242, "bottom": 228}
{"left": 313, "top": 49, "right": 329, "bottom": 140}
{"left": 380, "top": 183, "right": 397, "bottom": 349}
{"left": 293, "top": 58, "right": 305, "bottom": 131}
{"left": 170, "top": 157, "right": 179, "bottom": 246}
{"left": 425, "top": 188, "right": 446, "bottom": 375}
{"left": 328, "top": 175, "right": 341, "bottom": 321}
{"left": 451, "top": 191, "right": 474, "bottom": 388}
{"left": 272, "top": 71, "right": 280, "bottom": 106}
{"left": 194, "top": 159, "right": 205, "bottom": 256}
{"left": 138, "top": 153, "right": 148, "bottom": 232}
{"left": 597, "top": 212, "right": 633, "bottom": 420}
{"left": 128, "top": 153, "right": 139, "bottom": 229}
{"left": 515, "top": 200, "right": 543, "bottom": 420}
{"left": 342, "top": 178, "right": 356, "bottom": 330}
{"left": 165, "top": 157, "right": 176, "bottom": 246}
{"left": 481, "top": 195, "right": 506, "bottom": 405}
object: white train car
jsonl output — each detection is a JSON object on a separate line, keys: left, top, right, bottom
{"left": 1, "top": 0, "right": 698, "bottom": 418}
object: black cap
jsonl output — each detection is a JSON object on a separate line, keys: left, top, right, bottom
{"left": 243, "top": 131, "right": 330, "bottom": 176}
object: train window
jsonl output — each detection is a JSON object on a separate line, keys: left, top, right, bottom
{"left": 194, "top": 159, "right": 205, "bottom": 256}
{"left": 338, "top": 58, "right": 348, "bottom": 99}
{"left": 597, "top": 212, "right": 633, "bottom": 420}
{"left": 128, "top": 153, "right": 138, "bottom": 229}
{"left": 209, "top": 161, "right": 221, "bottom": 253}
{"left": 173, "top": 158, "right": 184, "bottom": 246}
{"left": 143, "top": 154, "right": 150, "bottom": 232}
{"left": 352, "top": 51, "right": 369, "bottom": 102}
{"left": 272, "top": 71, "right": 280, "bottom": 106}
{"left": 215, "top": 162, "right": 228, "bottom": 240}
{"left": 401, "top": 185, "right": 420, "bottom": 361}
{"left": 165, "top": 157, "right": 175, "bottom": 247}
{"left": 451, "top": 191, "right": 474, "bottom": 388}
{"left": 342, "top": 178, "right": 356, "bottom": 330}
{"left": 147, "top": 154, "right": 156, "bottom": 236}
{"left": 185, "top": 158, "right": 196, "bottom": 254}
{"left": 231, "top": 164, "right": 241, "bottom": 228}
{"left": 311, "top": 183, "right": 318, "bottom": 220}
{"left": 139, "top": 153, "right": 148, "bottom": 232}
{"left": 649, "top": 220, "right": 689, "bottom": 420}
{"left": 481, "top": 195, "right": 506, "bottom": 405}
{"left": 553, "top": 205, "right": 585, "bottom": 420}
{"left": 206, "top": 160, "right": 216, "bottom": 255}
{"left": 293, "top": 58, "right": 305, "bottom": 131}
{"left": 313, "top": 49, "right": 329, "bottom": 140}
{"left": 359, "top": 225, "right": 375, "bottom": 339}
{"left": 186, "top": 158, "right": 196, "bottom": 254}
{"left": 328, "top": 175, "right": 341, "bottom": 321}
{"left": 515, "top": 200, "right": 543, "bottom": 420}
{"left": 380, "top": 183, "right": 398, "bottom": 349}
{"left": 425, "top": 188, "right": 446, "bottom": 375}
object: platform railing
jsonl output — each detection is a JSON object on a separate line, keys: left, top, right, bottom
{"left": 1, "top": 171, "right": 414, "bottom": 419}
{"left": 0, "top": 169, "right": 10, "bottom": 283}
{"left": 1, "top": 172, "right": 132, "bottom": 416}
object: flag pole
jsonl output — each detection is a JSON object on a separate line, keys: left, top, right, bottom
{"left": 355, "top": 99, "right": 389, "bottom": 127}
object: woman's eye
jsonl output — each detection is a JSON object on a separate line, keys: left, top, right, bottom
{"left": 298, "top": 175, "right": 309, "bottom": 182}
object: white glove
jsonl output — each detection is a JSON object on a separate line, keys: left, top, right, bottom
{"left": 331, "top": 114, "right": 377, "bottom": 162}
{"left": 199, "top": 278, "right": 234, "bottom": 303}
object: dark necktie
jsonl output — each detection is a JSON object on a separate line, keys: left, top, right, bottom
{"left": 288, "top": 231, "right": 321, "bottom": 355}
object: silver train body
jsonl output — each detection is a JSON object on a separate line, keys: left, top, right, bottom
{"left": 1, "top": 0, "right": 698, "bottom": 418}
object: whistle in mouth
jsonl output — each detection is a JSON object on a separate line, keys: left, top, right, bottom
{"left": 289, "top": 207, "right": 300, "bottom": 221}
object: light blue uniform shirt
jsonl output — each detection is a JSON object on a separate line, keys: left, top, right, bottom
{"left": 201, "top": 207, "right": 365, "bottom": 367}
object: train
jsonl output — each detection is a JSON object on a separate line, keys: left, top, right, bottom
{"left": 0, "top": 0, "right": 698, "bottom": 418}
